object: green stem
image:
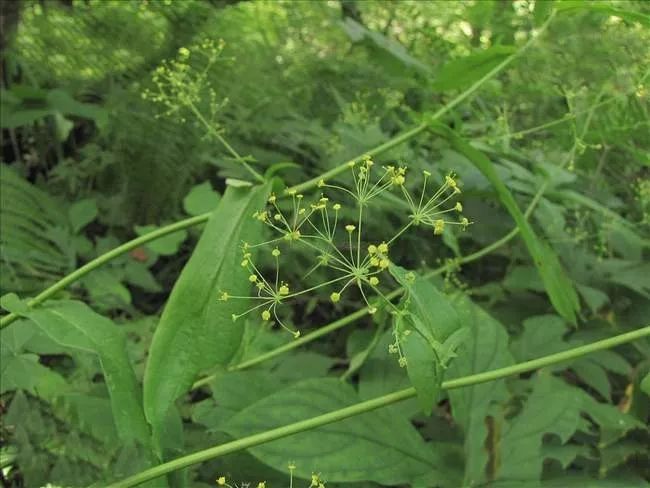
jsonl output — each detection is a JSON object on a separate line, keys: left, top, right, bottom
{"left": 0, "top": 214, "right": 210, "bottom": 329}
{"left": 110, "top": 325, "right": 650, "bottom": 488}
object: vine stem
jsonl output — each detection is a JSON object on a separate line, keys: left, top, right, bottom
{"left": 109, "top": 325, "right": 650, "bottom": 488}
{"left": 0, "top": 215, "right": 209, "bottom": 329}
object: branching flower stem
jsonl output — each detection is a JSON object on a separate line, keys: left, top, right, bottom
{"left": 0, "top": 10, "right": 556, "bottom": 330}
{"left": 109, "top": 325, "right": 650, "bottom": 488}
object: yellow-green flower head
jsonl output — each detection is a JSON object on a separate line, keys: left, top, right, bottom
{"left": 330, "top": 292, "right": 341, "bottom": 303}
{"left": 217, "top": 476, "right": 226, "bottom": 486}
{"left": 274, "top": 213, "right": 282, "bottom": 221}
{"left": 268, "top": 194, "right": 276, "bottom": 204}
{"left": 272, "top": 248, "right": 281, "bottom": 257}
{"left": 279, "top": 284, "right": 289, "bottom": 296}
{"left": 460, "top": 217, "right": 470, "bottom": 229}
{"left": 249, "top": 274, "right": 258, "bottom": 282}
{"left": 391, "top": 174, "right": 405, "bottom": 186}
{"left": 345, "top": 224, "right": 356, "bottom": 233}
{"left": 254, "top": 210, "right": 268, "bottom": 222}
{"left": 284, "top": 230, "right": 301, "bottom": 241}
{"left": 318, "top": 179, "right": 326, "bottom": 188}
{"left": 378, "top": 242, "right": 388, "bottom": 254}
{"left": 262, "top": 310, "right": 271, "bottom": 321}
{"left": 369, "top": 276, "right": 379, "bottom": 286}
{"left": 368, "top": 244, "right": 377, "bottom": 254}
{"left": 293, "top": 330, "right": 301, "bottom": 339}
{"left": 379, "top": 258, "right": 390, "bottom": 269}
{"left": 256, "top": 281, "right": 265, "bottom": 290}
{"left": 333, "top": 203, "right": 341, "bottom": 211}
{"left": 370, "top": 256, "right": 380, "bottom": 267}
{"left": 178, "top": 47, "right": 190, "bottom": 59}
{"left": 258, "top": 483, "right": 266, "bottom": 488}
{"left": 433, "top": 219, "right": 445, "bottom": 235}
{"left": 219, "top": 291, "right": 229, "bottom": 301}
{"left": 455, "top": 201, "right": 463, "bottom": 212}
{"left": 241, "top": 259, "right": 248, "bottom": 267}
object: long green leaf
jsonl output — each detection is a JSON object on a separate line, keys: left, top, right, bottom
{"left": 143, "top": 183, "right": 271, "bottom": 452}
{"left": 3, "top": 299, "right": 150, "bottom": 447}
{"left": 430, "top": 124, "right": 580, "bottom": 324}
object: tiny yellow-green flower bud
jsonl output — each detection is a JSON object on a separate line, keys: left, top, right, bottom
{"left": 262, "top": 310, "right": 271, "bottom": 321}
{"left": 378, "top": 242, "right": 388, "bottom": 254}
{"left": 268, "top": 194, "right": 276, "bottom": 204}
{"left": 388, "top": 343, "right": 397, "bottom": 354}
{"left": 398, "top": 357, "right": 408, "bottom": 368}
{"left": 258, "top": 483, "right": 266, "bottom": 488}
{"left": 369, "top": 276, "right": 379, "bottom": 286}
{"left": 433, "top": 219, "right": 445, "bottom": 235}
{"left": 241, "top": 259, "right": 248, "bottom": 267}
{"left": 460, "top": 217, "right": 470, "bottom": 229}
{"left": 272, "top": 248, "right": 281, "bottom": 257}
{"left": 217, "top": 476, "right": 226, "bottom": 486}
{"left": 368, "top": 306, "right": 377, "bottom": 314}
{"left": 279, "top": 284, "right": 289, "bottom": 296}
{"left": 455, "top": 201, "right": 463, "bottom": 212}
{"left": 333, "top": 203, "right": 341, "bottom": 211}
{"left": 368, "top": 244, "right": 377, "bottom": 254}
{"left": 256, "top": 282, "right": 265, "bottom": 290}
{"left": 231, "top": 314, "right": 237, "bottom": 322}
{"left": 219, "top": 292, "right": 229, "bottom": 301}
{"left": 274, "top": 213, "right": 282, "bottom": 221}
{"left": 370, "top": 257, "right": 380, "bottom": 267}
{"left": 249, "top": 274, "right": 258, "bottom": 282}
{"left": 293, "top": 330, "right": 301, "bottom": 339}
{"left": 379, "top": 258, "right": 390, "bottom": 269}
{"left": 317, "top": 179, "right": 326, "bottom": 188}
{"left": 423, "top": 170, "right": 431, "bottom": 177}
{"left": 330, "top": 292, "right": 341, "bottom": 303}
{"left": 345, "top": 225, "right": 356, "bottom": 233}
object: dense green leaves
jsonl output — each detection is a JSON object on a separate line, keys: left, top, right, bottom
{"left": 1, "top": 299, "right": 150, "bottom": 447}
{"left": 143, "top": 183, "right": 271, "bottom": 452}
{"left": 432, "top": 46, "right": 516, "bottom": 92}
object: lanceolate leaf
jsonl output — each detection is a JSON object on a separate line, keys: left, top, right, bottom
{"left": 5, "top": 300, "right": 150, "bottom": 447}
{"left": 223, "top": 378, "right": 457, "bottom": 485}
{"left": 389, "top": 266, "right": 465, "bottom": 414}
{"left": 430, "top": 124, "right": 580, "bottom": 324}
{"left": 143, "top": 183, "right": 271, "bottom": 452}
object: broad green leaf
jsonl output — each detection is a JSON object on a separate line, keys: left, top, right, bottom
{"left": 430, "top": 124, "right": 580, "bottom": 324}
{"left": 389, "top": 266, "right": 465, "bottom": 414}
{"left": 641, "top": 373, "right": 650, "bottom": 396}
{"left": 447, "top": 296, "right": 514, "bottom": 487}
{"left": 223, "top": 378, "right": 457, "bottom": 485}
{"left": 68, "top": 198, "right": 98, "bottom": 233}
{"left": 182, "top": 181, "right": 221, "bottom": 216}
{"left": 497, "top": 374, "right": 582, "bottom": 484}
{"left": 8, "top": 300, "right": 150, "bottom": 447}
{"left": 134, "top": 224, "right": 187, "bottom": 256}
{"left": 432, "top": 46, "right": 516, "bottom": 92}
{"left": 143, "top": 183, "right": 271, "bottom": 453}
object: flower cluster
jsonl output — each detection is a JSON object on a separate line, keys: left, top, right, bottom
{"left": 142, "top": 39, "right": 227, "bottom": 125}
{"left": 220, "top": 157, "right": 470, "bottom": 339}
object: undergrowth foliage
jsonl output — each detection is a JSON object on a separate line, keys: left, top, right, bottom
{"left": 1, "top": 1, "right": 649, "bottom": 488}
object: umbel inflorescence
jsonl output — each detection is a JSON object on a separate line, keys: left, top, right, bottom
{"left": 219, "top": 157, "right": 470, "bottom": 340}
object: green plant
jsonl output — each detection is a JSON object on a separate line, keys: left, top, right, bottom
{"left": 2, "top": 2, "right": 649, "bottom": 488}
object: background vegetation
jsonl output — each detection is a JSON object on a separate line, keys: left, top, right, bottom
{"left": 1, "top": 1, "right": 649, "bottom": 487}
